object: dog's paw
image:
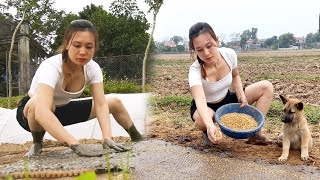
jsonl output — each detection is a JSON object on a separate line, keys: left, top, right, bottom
{"left": 278, "top": 155, "right": 288, "bottom": 161}
{"left": 301, "top": 155, "right": 309, "bottom": 161}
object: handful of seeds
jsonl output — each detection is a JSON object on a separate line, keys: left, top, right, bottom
{"left": 220, "top": 113, "right": 258, "bottom": 130}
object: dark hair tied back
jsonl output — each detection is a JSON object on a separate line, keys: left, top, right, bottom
{"left": 69, "top": 19, "right": 96, "bottom": 30}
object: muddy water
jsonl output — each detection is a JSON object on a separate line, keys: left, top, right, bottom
{"left": 0, "top": 140, "right": 318, "bottom": 179}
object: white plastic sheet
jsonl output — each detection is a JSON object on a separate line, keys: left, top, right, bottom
{"left": 0, "top": 93, "right": 149, "bottom": 144}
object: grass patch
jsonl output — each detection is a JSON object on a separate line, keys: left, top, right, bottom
{"left": 265, "top": 100, "right": 319, "bottom": 125}
{"left": 149, "top": 95, "right": 192, "bottom": 107}
{"left": 80, "top": 80, "right": 152, "bottom": 97}
{"left": 0, "top": 96, "right": 24, "bottom": 109}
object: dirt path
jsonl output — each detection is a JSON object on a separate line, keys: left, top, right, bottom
{"left": 1, "top": 140, "right": 319, "bottom": 179}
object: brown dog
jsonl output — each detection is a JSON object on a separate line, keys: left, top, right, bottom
{"left": 278, "top": 95, "right": 313, "bottom": 161}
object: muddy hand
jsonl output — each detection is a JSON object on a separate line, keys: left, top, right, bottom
{"left": 70, "top": 144, "right": 103, "bottom": 157}
{"left": 24, "top": 143, "right": 42, "bottom": 158}
{"left": 102, "top": 139, "right": 131, "bottom": 152}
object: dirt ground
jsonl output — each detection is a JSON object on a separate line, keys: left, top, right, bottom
{"left": 0, "top": 50, "right": 319, "bottom": 174}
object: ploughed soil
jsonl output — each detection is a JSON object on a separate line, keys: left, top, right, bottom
{"left": 148, "top": 50, "right": 320, "bottom": 169}
{"left": 0, "top": 50, "right": 319, "bottom": 173}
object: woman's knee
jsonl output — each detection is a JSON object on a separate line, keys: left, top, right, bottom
{"left": 106, "top": 95, "right": 124, "bottom": 112}
{"left": 24, "top": 99, "right": 36, "bottom": 120}
{"left": 260, "top": 80, "right": 274, "bottom": 95}
{"left": 194, "top": 118, "right": 206, "bottom": 131}
{"left": 193, "top": 109, "right": 213, "bottom": 131}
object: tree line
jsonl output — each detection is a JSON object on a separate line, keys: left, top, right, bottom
{"left": 0, "top": 0, "right": 154, "bottom": 57}
{"left": 156, "top": 27, "right": 320, "bottom": 53}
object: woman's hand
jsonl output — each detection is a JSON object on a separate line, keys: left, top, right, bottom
{"left": 206, "top": 124, "right": 222, "bottom": 144}
{"left": 239, "top": 95, "right": 248, "bottom": 108}
{"left": 70, "top": 144, "right": 104, "bottom": 157}
{"left": 102, "top": 139, "right": 131, "bottom": 152}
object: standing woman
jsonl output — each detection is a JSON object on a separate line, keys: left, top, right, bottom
{"left": 188, "top": 22, "right": 274, "bottom": 145}
{"left": 16, "top": 19, "right": 143, "bottom": 157}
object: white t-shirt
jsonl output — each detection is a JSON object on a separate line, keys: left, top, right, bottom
{"left": 28, "top": 54, "right": 103, "bottom": 106}
{"left": 188, "top": 47, "right": 237, "bottom": 103}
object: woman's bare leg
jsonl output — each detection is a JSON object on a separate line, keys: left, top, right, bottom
{"left": 90, "top": 94, "right": 143, "bottom": 141}
{"left": 23, "top": 97, "right": 50, "bottom": 157}
{"left": 244, "top": 80, "right": 274, "bottom": 143}
{"left": 193, "top": 108, "right": 215, "bottom": 145}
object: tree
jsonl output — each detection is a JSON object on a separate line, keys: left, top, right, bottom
{"left": 108, "top": 1, "right": 150, "bottom": 55}
{"left": 5, "top": 0, "right": 64, "bottom": 52}
{"left": 109, "top": 0, "right": 145, "bottom": 19}
{"left": 49, "top": 13, "right": 79, "bottom": 54}
{"left": 263, "top": 36, "right": 278, "bottom": 48}
{"left": 305, "top": 32, "right": 320, "bottom": 48}
{"left": 3, "top": 0, "right": 63, "bottom": 104}
{"left": 229, "top": 32, "right": 240, "bottom": 42}
{"left": 278, "top": 33, "right": 295, "bottom": 48}
{"left": 7, "top": 11, "right": 26, "bottom": 108}
{"left": 142, "top": 0, "right": 163, "bottom": 92}
{"left": 239, "top": 28, "right": 258, "bottom": 50}
{"left": 0, "top": 3, "right": 13, "bottom": 20}
{"left": 251, "top": 27, "right": 258, "bottom": 43}
{"left": 219, "top": 33, "right": 226, "bottom": 46}
{"left": 170, "top": 36, "right": 183, "bottom": 45}
{"left": 51, "top": 3, "right": 150, "bottom": 56}
{"left": 240, "top": 29, "right": 251, "bottom": 50}
{"left": 176, "top": 45, "right": 185, "bottom": 52}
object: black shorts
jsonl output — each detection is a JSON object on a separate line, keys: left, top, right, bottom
{"left": 190, "top": 90, "right": 239, "bottom": 121}
{"left": 16, "top": 96, "right": 92, "bottom": 132}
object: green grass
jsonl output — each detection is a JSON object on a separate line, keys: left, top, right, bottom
{"left": 149, "top": 95, "right": 192, "bottom": 107}
{"left": 0, "top": 80, "right": 152, "bottom": 109}
{"left": 0, "top": 96, "right": 24, "bottom": 109}
{"left": 81, "top": 80, "right": 152, "bottom": 98}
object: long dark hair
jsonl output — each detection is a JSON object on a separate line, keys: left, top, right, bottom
{"left": 57, "top": 19, "right": 99, "bottom": 78}
{"left": 189, "top": 22, "right": 218, "bottom": 79}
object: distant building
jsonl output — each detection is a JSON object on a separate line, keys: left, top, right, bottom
{"left": 295, "top": 36, "right": 305, "bottom": 44}
{"left": 163, "top": 41, "right": 176, "bottom": 48}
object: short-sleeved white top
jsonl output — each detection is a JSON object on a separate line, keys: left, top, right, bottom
{"left": 188, "top": 47, "right": 237, "bottom": 103}
{"left": 28, "top": 54, "right": 103, "bottom": 106}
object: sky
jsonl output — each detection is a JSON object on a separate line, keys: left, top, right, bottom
{"left": 3, "top": 0, "right": 320, "bottom": 42}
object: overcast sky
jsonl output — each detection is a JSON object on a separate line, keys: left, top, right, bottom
{"left": 4, "top": 0, "right": 320, "bottom": 42}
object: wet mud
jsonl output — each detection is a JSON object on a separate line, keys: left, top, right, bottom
{"left": 1, "top": 140, "right": 319, "bottom": 179}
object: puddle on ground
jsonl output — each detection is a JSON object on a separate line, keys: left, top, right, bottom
{"left": 0, "top": 140, "right": 318, "bottom": 179}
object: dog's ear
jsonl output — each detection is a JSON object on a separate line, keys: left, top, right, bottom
{"left": 296, "top": 102, "right": 304, "bottom": 110}
{"left": 279, "top": 95, "right": 288, "bottom": 105}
